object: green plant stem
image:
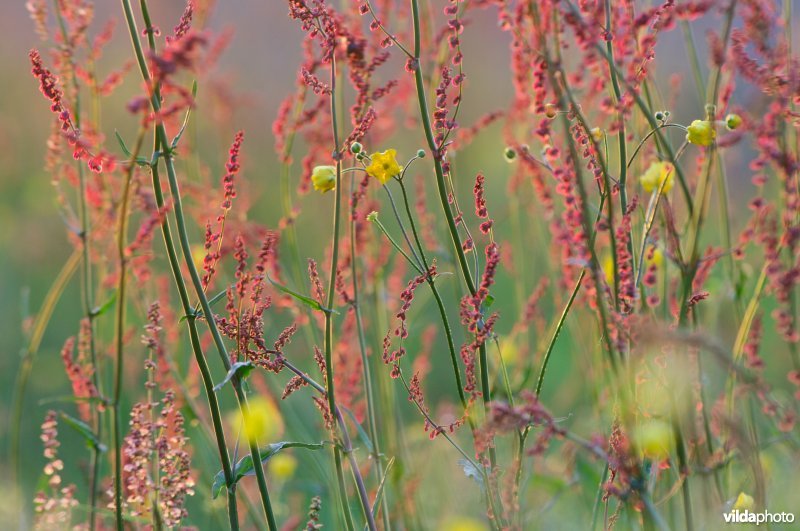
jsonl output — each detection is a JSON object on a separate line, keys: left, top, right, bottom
{"left": 10, "top": 248, "right": 80, "bottom": 524}
{"left": 536, "top": 271, "right": 585, "bottom": 397}
{"left": 383, "top": 184, "right": 424, "bottom": 270}
{"left": 350, "top": 173, "right": 391, "bottom": 531}
{"left": 409, "top": 0, "right": 496, "bottom": 465}
{"left": 325, "top": 53, "right": 375, "bottom": 531}
{"left": 111, "top": 126, "right": 146, "bottom": 530}
{"left": 678, "top": 0, "right": 738, "bottom": 326}
{"left": 604, "top": 0, "right": 634, "bottom": 291}
{"left": 535, "top": 189, "right": 607, "bottom": 398}
{"left": 396, "top": 180, "right": 470, "bottom": 416}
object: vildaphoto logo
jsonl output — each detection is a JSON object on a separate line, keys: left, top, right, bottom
{"left": 723, "top": 509, "right": 795, "bottom": 525}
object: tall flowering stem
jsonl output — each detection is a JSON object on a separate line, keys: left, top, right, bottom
{"left": 349, "top": 171, "right": 391, "bottom": 530}
{"left": 120, "top": 1, "right": 278, "bottom": 529}
{"left": 408, "top": 0, "right": 495, "bottom": 457}
{"left": 325, "top": 52, "right": 378, "bottom": 531}
{"left": 111, "top": 125, "right": 147, "bottom": 530}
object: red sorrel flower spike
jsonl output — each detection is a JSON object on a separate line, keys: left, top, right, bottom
{"left": 221, "top": 130, "right": 244, "bottom": 212}
{"left": 29, "top": 49, "right": 72, "bottom": 132}
{"left": 168, "top": 0, "right": 194, "bottom": 44}
{"left": 308, "top": 258, "right": 325, "bottom": 304}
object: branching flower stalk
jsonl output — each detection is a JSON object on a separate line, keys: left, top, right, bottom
{"left": 408, "top": 0, "right": 497, "bottom": 468}
{"left": 120, "top": 1, "right": 278, "bottom": 529}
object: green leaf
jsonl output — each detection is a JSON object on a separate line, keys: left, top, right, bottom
{"left": 59, "top": 412, "right": 107, "bottom": 452}
{"left": 483, "top": 294, "right": 495, "bottom": 309}
{"left": 213, "top": 361, "right": 255, "bottom": 392}
{"left": 90, "top": 291, "right": 117, "bottom": 317}
{"left": 115, "top": 130, "right": 132, "bottom": 157}
{"left": 458, "top": 459, "right": 484, "bottom": 491}
{"left": 369, "top": 457, "right": 394, "bottom": 524}
{"left": 114, "top": 131, "right": 149, "bottom": 166}
{"left": 341, "top": 406, "right": 373, "bottom": 454}
{"left": 267, "top": 275, "right": 337, "bottom": 314}
{"left": 171, "top": 81, "right": 197, "bottom": 149}
{"left": 192, "top": 285, "right": 233, "bottom": 320}
{"left": 211, "top": 441, "right": 326, "bottom": 499}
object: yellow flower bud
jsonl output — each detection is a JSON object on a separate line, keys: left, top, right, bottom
{"left": 640, "top": 161, "right": 674, "bottom": 194}
{"left": 590, "top": 127, "right": 603, "bottom": 143}
{"left": 686, "top": 119, "right": 716, "bottom": 146}
{"left": 311, "top": 165, "right": 336, "bottom": 193}
{"left": 544, "top": 103, "right": 558, "bottom": 119}
{"left": 365, "top": 149, "right": 402, "bottom": 184}
{"left": 732, "top": 492, "right": 755, "bottom": 511}
{"left": 633, "top": 419, "right": 674, "bottom": 460}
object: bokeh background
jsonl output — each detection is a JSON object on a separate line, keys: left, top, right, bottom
{"left": 1, "top": 1, "right": 798, "bottom": 529}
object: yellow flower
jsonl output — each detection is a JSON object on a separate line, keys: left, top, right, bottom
{"left": 633, "top": 419, "right": 674, "bottom": 460}
{"left": 365, "top": 149, "right": 402, "bottom": 184}
{"left": 640, "top": 161, "right": 674, "bottom": 194}
{"left": 441, "top": 516, "right": 488, "bottom": 531}
{"left": 733, "top": 492, "right": 755, "bottom": 511}
{"left": 191, "top": 244, "right": 206, "bottom": 271}
{"left": 230, "top": 396, "right": 284, "bottom": 444}
{"left": 267, "top": 453, "right": 297, "bottom": 480}
{"left": 311, "top": 165, "right": 336, "bottom": 193}
{"left": 603, "top": 254, "right": 614, "bottom": 286}
{"left": 499, "top": 336, "right": 519, "bottom": 365}
{"left": 686, "top": 119, "right": 716, "bottom": 146}
{"left": 590, "top": 127, "right": 603, "bottom": 143}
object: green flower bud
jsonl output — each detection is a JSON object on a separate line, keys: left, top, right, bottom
{"left": 725, "top": 113, "right": 742, "bottom": 130}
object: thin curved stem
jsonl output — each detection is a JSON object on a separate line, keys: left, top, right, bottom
{"left": 350, "top": 173, "right": 391, "bottom": 531}
{"left": 111, "top": 126, "right": 146, "bottom": 530}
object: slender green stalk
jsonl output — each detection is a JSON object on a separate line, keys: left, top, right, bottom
{"left": 350, "top": 173, "right": 391, "bottom": 531}
{"left": 396, "top": 180, "right": 469, "bottom": 415}
{"left": 535, "top": 271, "right": 585, "bottom": 397}
{"left": 10, "top": 248, "right": 80, "bottom": 520}
{"left": 604, "top": 0, "right": 634, "bottom": 289}
{"left": 678, "top": 0, "right": 739, "bottom": 325}
{"left": 535, "top": 189, "right": 607, "bottom": 398}
{"left": 325, "top": 52, "right": 376, "bottom": 531}
{"left": 111, "top": 127, "right": 146, "bottom": 530}
{"left": 408, "top": 0, "right": 497, "bottom": 464}
{"left": 383, "top": 185, "right": 424, "bottom": 270}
